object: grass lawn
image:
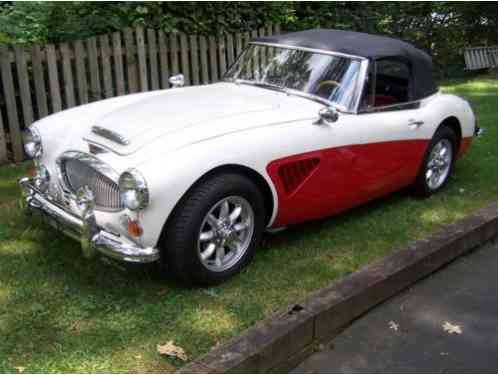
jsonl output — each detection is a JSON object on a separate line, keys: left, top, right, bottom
{"left": 1, "top": 74, "right": 497, "bottom": 373}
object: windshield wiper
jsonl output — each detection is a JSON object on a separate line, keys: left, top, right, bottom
{"left": 234, "top": 79, "right": 287, "bottom": 93}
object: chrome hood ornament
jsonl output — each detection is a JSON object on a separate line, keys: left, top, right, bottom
{"left": 91, "top": 125, "right": 130, "bottom": 146}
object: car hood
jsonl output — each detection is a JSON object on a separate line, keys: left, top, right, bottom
{"left": 84, "top": 82, "right": 319, "bottom": 155}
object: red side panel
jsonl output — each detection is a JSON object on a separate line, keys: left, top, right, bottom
{"left": 267, "top": 140, "right": 429, "bottom": 227}
{"left": 457, "top": 137, "right": 473, "bottom": 158}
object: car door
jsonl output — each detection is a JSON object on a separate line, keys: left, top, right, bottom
{"left": 348, "top": 57, "right": 430, "bottom": 203}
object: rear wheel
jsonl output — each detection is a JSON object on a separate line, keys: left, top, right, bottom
{"left": 413, "top": 125, "right": 457, "bottom": 196}
{"left": 160, "top": 173, "right": 265, "bottom": 285}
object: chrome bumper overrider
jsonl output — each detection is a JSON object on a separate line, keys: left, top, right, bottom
{"left": 19, "top": 177, "right": 159, "bottom": 263}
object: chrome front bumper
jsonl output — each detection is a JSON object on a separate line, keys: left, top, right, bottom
{"left": 19, "top": 177, "right": 160, "bottom": 263}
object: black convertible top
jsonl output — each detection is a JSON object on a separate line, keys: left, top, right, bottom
{"left": 252, "top": 29, "right": 437, "bottom": 100}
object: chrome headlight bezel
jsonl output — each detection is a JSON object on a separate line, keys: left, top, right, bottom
{"left": 23, "top": 126, "right": 43, "bottom": 159}
{"left": 118, "top": 169, "right": 149, "bottom": 211}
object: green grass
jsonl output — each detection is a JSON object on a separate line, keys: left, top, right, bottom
{"left": 1, "top": 75, "right": 498, "bottom": 373}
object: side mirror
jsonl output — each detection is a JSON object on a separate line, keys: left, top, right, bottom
{"left": 169, "top": 74, "right": 185, "bottom": 88}
{"left": 314, "top": 106, "right": 339, "bottom": 125}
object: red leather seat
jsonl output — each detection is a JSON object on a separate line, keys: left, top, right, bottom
{"left": 374, "top": 94, "right": 397, "bottom": 107}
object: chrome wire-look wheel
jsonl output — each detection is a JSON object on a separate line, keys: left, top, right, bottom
{"left": 197, "top": 196, "right": 255, "bottom": 272}
{"left": 426, "top": 139, "right": 453, "bottom": 191}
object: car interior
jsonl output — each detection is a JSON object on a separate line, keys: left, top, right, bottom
{"left": 361, "top": 58, "right": 412, "bottom": 109}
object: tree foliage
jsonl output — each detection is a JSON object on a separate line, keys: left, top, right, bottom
{"left": 0, "top": 1, "right": 497, "bottom": 77}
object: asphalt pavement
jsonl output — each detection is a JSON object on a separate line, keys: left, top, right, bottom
{"left": 292, "top": 239, "right": 498, "bottom": 373}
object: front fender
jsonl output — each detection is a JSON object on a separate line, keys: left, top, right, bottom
{"left": 136, "top": 137, "right": 280, "bottom": 248}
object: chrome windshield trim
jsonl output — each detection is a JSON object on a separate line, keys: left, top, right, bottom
{"left": 249, "top": 42, "right": 367, "bottom": 61}
{"left": 230, "top": 43, "right": 369, "bottom": 114}
{"left": 353, "top": 59, "right": 370, "bottom": 113}
{"left": 91, "top": 125, "right": 130, "bottom": 146}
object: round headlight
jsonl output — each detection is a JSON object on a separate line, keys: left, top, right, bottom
{"left": 23, "top": 126, "right": 43, "bottom": 159}
{"left": 118, "top": 169, "right": 149, "bottom": 211}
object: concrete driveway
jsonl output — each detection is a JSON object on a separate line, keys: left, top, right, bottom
{"left": 292, "top": 239, "right": 498, "bottom": 373}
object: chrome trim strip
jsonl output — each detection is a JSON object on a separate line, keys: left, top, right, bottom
{"left": 91, "top": 125, "right": 130, "bottom": 146}
{"left": 353, "top": 59, "right": 370, "bottom": 114}
{"left": 19, "top": 177, "right": 159, "bottom": 263}
{"left": 249, "top": 42, "right": 367, "bottom": 61}
{"left": 359, "top": 98, "right": 423, "bottom": 113}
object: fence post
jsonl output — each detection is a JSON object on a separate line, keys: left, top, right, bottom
{"left": 124, "top": 28, "right": 138, "bottom": 93}
{"left": 190, "top": 35, "right": 200, "bottom": 85}
{"left": 136, "top": 27, "right": 148, "bottom": 92}
{"left": 74, "top": 40, "right": 89, "bottom": 105}
{"left": 60, "top": 43, "right": 76, "bottom": 108}
{"left": 99, "top": 35, "right": 114, "bottom": 98}
{"left": 46, "top": 44, "right": 63, "bottom": 112}
{"left": 199, "top": 35, "right": 209, "bottom": 85}
{"left": 31, "top": 45, "right": 49, "bottom": 118}
{"left": 148, "top": 29, "right": 160, "bottom": 90}
{"left": 158, "top": 31, "right": 170, "bottom": 89}
{"left": 209, "top": 36, "right": 218, "bottom": 83}
{"left": 179, "top": 33, "right": 190, "bottom": 85}
{"left": 0, "top": 45, "right": 23, "bottom": 161}
{"left": 0, "top": 108, "right": 7, "bottom": 163}
{"left": 112, "top": 32, "right": 125, "bottom": 96}
{"left": 14, "top": 46, "right": 34, "bottom": 127}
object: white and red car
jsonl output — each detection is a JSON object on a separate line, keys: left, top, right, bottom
{"left": 20, "top": 29, "right": 478, "bottom": 285}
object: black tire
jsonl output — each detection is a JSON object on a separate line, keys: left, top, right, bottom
{"left": 413, "top": 125, "right": 457, "bottom": 197}
{"left": 159, "top": 173, "right": 266, "bottom": 285}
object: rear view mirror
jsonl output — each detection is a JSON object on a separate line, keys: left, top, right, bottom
{"left": 169, "top": 74, "right": 185, "bottom": 88}
{"left": 314, "top": 107, "right": 339, "bottom": 125}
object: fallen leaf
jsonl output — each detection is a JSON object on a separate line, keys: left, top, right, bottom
{"left": 157, "top": 341, "right": 188, "bottom": 361}
{"left": 388, "top": 320, "right": 399, "bottom": 331}
{"left": 442, "top": 321, "right": 462, "bottom": 334}
{"left": 134, "top": 354, "right": 143, "bottom": 360}
{"left": 203, "top": 288, "right": 219, "bottom": 298}
{"left": 14, "top": 366, "right": 25, "bottom": 374}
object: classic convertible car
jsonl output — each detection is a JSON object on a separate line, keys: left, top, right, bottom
{"left": 20, "top": 29, "right": 478, "bottom": 285}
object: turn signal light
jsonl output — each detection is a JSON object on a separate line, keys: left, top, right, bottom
{"left": 127, "top": 219, "right": 143, "bottom": 237}
{"left": 27, "top": 161, "right": 36, "bottom": 177}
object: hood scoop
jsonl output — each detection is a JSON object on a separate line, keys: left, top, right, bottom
{"left": 92, "top": 125, "right": 130, "bottom": 146}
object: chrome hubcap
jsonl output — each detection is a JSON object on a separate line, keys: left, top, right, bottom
{"left": 197, "top": 196, "right": 254, "bottom": 272}
{"left": 426, "top": 139, "right": 453, "bottom": 191}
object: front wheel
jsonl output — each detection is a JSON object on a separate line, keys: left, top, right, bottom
{"left": 160, "top": 173, "right": 265, "bottom": 285}
{"left": 413, "top": 125, "right": 457, "bottom": 196}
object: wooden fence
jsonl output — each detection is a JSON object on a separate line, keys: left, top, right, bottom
{"left": 0, "top": 25, "right": 281, "bottom": 164}
{"left": 464, "top": 46, "right": 498, "bottom": 70}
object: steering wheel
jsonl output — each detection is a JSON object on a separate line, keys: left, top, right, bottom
{"left": 315, "top": 80, "right": 341, "bottom": 99}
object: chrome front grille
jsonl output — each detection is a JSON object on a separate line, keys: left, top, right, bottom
{"left": 59, "top": 155, "right": 123, "bottom": 211}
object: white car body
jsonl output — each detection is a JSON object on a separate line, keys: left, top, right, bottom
{"left": 31, "top": 81, "right": 475, "bottom": 250}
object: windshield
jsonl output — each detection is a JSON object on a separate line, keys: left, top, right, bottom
{"left": 225, "top": 44, "right": 363, "bottom": 112}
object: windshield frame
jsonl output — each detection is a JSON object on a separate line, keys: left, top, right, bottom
{"left": 225, "top": 42, "right": 370, "bottom": 114}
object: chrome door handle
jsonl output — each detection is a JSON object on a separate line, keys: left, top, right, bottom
{"left": 408, "top": 119, "right": 424, "bottom": 128}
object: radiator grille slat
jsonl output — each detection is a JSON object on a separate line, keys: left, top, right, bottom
{"left": 62, "top": 158, "right": 123, "bottom": 211}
